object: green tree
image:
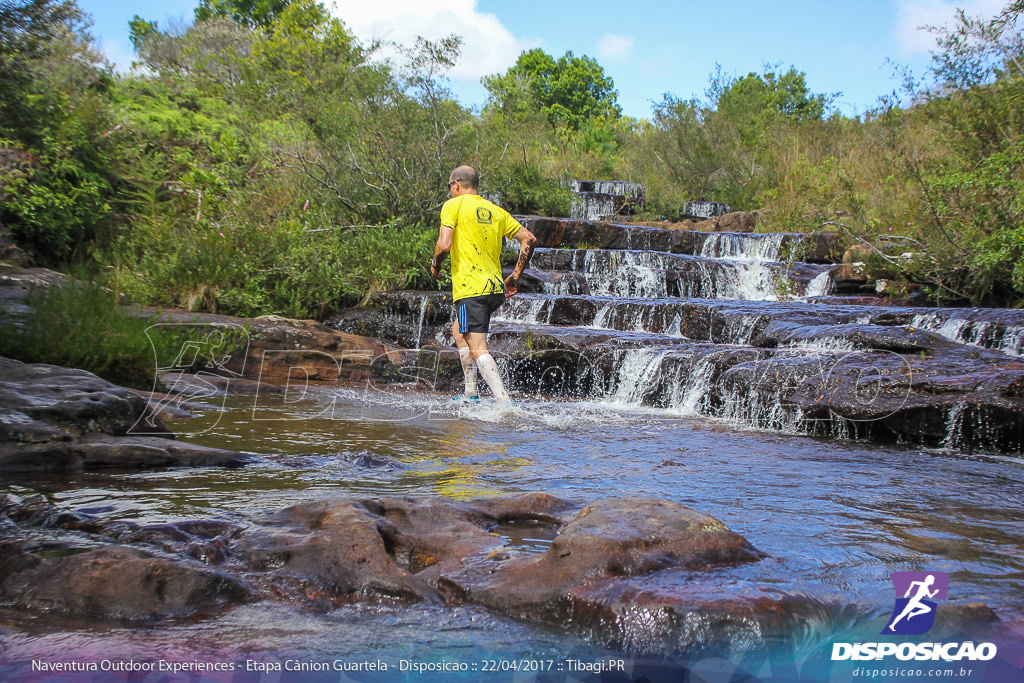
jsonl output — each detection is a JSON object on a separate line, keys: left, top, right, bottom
{"left": 1, "top": 0, "right": 94, "bottom": 142}
{"left": 713, "top": 66, "right": 832, "bottom": 124}
{"left": 909, "top": 0, "right": 1024, "bottom": 303}
{"left": 482, "top": 47, "right": 621, "bottom": 131}
{"left": 633, "top": 65, "right": 836, "bottom": 213}
{"left": 0, "top": 0, "right": 117, "bottom": 263}
{"left": 194, "top": 0, "right": 292, "bottom": 30}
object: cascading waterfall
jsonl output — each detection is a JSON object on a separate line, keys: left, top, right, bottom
{"left": 671, "top": 354, "right": 719, "bottom": 416}
{"left": 599, "top": 343, "right": 853, "bottom": 436}
{"left": 531, "top": 248, "right": 783, "bottom": 302}
{"left": 724, "top": 261, "right": 783, "bottom": 301}
{"left": 608, "top": 348, "right": 666, "bottom": 405}
{"left": 699, "top": 232, "right": 787, "bottom": 261}
{"left": 911, "top": 312, "right": 1024, "bottom": 357}
{"left": 717, "top": 380, "right": 804, "bottom": 433}
{"left": 717, "top": 311, "right": 763, "bottom": 345}
{"left": 334, "top": 221, "right": 1024, "bottom": 454}
{"left": 692, "top": 233, "right": 788, "bottom": 301}
{"left": 1004, "top": 326, "right": 1024, "bottom": 356}
{"left": 543, "top": 251, "right": 669, "bottom": 298}
{"left": 570, "top": 193, "right": 617, "bottom": 221}
{"left": 413, "top": 297, "right": 428, "bottom": 350}
{"left": 805, "top": 272, "right": 834, "bottom": 298}
{"left": 496, "top": 297, "right": 549, "bottom": 326}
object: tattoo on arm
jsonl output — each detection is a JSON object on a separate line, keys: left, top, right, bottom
{"left": 513, "top": 238, "right": 537, "bottom": 278}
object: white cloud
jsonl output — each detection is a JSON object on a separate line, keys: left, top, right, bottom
{"left": 596, "top": 33, "right": 634, "bottom": 61}
{"left": 94, "top": 36, "right": 136, "bottom": 74}
{"left": 895, "top": 0, "right": 1007, "bottom": 54}
{"left": 329, "top": 0, "right": 533, "bottom": 81}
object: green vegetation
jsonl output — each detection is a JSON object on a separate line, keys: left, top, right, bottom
{"left": 0, "top": 282, "right": 207, "bottom": 389}
{"left": 482, "top": 47, "right": 621, "bottom": 131}
{"left": 1, "top": 0, "right": 1023, "bottom": 309}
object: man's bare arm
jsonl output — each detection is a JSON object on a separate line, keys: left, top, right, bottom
{"left": 504, "top": 226, "right": 538, "bottom": 298}
{"left": 430, "top": 225, "right": 454, "bottom": 278}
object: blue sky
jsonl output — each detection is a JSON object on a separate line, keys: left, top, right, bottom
{"left": 78, "top": 0, "right": 1008, "bottom": 119}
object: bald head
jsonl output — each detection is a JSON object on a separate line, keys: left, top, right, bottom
{"left": 449, "top": 165, "right": 479, "bottom": 190}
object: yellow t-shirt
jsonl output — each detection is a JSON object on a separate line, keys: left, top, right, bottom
{"left": 440, "top": 194, "right": 522, "bottom": 301}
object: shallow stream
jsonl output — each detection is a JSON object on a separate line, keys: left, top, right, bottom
{"left": 3, "top": 383, "right": 1024, "bottom": 680}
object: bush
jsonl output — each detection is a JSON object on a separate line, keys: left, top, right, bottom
{"left": 113, "top": 213, "right": 437, "bottom": 318}
{"left": 0, "top": 281, "right": 209, "bottom": 389}
{"left": 486, "top": 161, "right": 572, "bottom": 217}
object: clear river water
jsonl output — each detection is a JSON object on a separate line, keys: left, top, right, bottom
{"left": 2, "top": 382, "right": 1023, "bottom": 682}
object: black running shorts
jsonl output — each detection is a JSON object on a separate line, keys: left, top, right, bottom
{"left": 456, "top": 293, "right": 505, "bottom": 334}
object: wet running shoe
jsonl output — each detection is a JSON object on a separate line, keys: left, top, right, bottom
{"left": 453, "top": 394, "right": 480, "bottom": 403}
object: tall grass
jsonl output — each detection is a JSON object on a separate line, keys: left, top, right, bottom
{"left": 0, "top": 282, "right": 205, "bottom": 389}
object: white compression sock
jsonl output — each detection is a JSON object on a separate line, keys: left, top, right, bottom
{"left": 475, "top": 353, "right": 509, "bottom": 400}
{"left": 458, "top": 346, "right": 478, "bottom": 396}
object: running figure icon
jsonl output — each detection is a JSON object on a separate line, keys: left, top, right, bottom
{"left": 888, "top": 574, "right": 939, "bottom": 631}
{"left": 882, "top": 571, "right": 948, "bottom": 635}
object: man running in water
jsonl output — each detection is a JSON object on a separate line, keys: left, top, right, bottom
{"left": 888, "top": 574, "right": 939, "bottom": 631}
{"left": 429, "top": 165, "right": 537, "bottom": 403}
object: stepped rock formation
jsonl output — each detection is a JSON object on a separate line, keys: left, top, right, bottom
{"left": 330, "top": 217, "right": 1024, "bottom": 454}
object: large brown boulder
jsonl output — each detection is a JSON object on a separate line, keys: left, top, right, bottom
{"left": 693, "top": 211, "right": 760, "bottom": 233}
{"left": 447, "top": 498, "right": 764, "bottom": 618}
{"left": 233, "top": 497, "right": 449, "bottom": 606}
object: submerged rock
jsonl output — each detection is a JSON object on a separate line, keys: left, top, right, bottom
{"left": 445, "top": 498, "right": 764, "bottom": 623}
{"left": 233, "top": 493, "right": 770, "bottom": 652}
{"left": 0, "top": 493, "right": 250, "bottom": 621}
{"left": 234, "top": 497, "right": 449, "bottom": 606}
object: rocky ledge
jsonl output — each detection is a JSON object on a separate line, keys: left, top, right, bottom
{"left": 0, "top": 357, "right": 248, "bottom": 472}
{"left": 147, "top": 309, "right": 403, "bottom": 385}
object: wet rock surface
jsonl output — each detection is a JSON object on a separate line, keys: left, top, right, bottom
{"left": 0, "top": 489, "right": 829, "bottom": 652}
{"left": 0, "top": 492, "right": 251, "bottom": 621}
{"left": 0, "top": 544, "right": 250, "bottom": 621}
{"left": 0, "top": 357, "right": 249, "bottom": 472}
{"left": 147, "top": 309, "right": 403, "bottom": 384}
{"left": 439, "top": 498, "right": 766, "bottom": 632}
{"left": 2, "top": 488, "right": 1000, "bottom": 655}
